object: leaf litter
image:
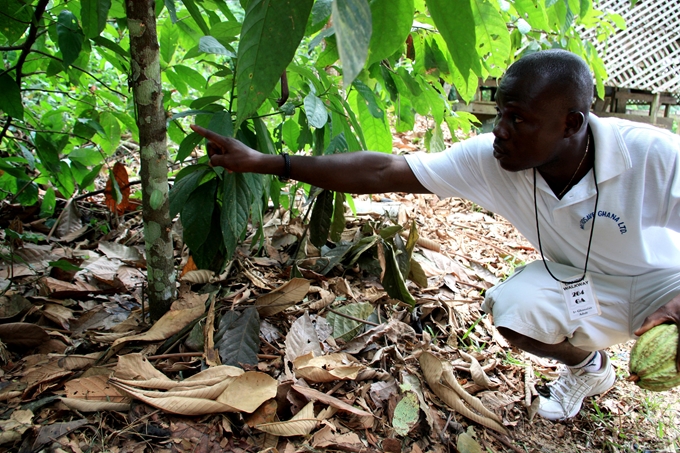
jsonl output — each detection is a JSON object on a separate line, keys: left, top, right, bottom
{"left": 1, "top": 166, "right": 679, "bottom": 453}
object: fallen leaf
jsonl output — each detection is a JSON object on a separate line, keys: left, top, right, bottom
{"left": 255, "top": 278, "right": 311, "bottom": 317}
{"left": 0, "top": 409, "right": 33, "bottom": 446}
{"left": 285, "top": 312, "right": 323, "bottom": 364}
{"left": 111, "top": 292, "right": 207, "bottom": 348}
{"left": 216, "top": 371, "right": 278, "bottom": 413}
{"left": 0, "top": 323, "right": 49, "bottom": 348}
{"left": 293, "top": 352, "right": 365, "bottom": 383}
{"left": 105, "top": 162, "right": 130, "bottom": 215}
{"left": 292, "top": 385, "right": 374, "bottom": 418}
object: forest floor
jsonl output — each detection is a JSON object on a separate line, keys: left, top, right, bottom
{"left": 0, "top": 129, "right": 679, "bottom": 452}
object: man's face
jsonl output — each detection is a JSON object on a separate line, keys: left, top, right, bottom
{"left": 492, "top": 74, "right": 570, "bottom": 173}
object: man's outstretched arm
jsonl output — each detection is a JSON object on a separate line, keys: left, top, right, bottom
{"left": 191, "top": 124, "right": 431, "bottom": 195}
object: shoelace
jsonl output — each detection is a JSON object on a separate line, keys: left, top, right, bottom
{"left": 548, "top": 367, "right": 591, "bottom": 405}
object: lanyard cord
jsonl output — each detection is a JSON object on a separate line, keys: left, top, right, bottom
{"left": 533, "top": 140, "right": 599, "bottom": 284}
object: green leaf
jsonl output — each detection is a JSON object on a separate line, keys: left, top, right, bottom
{"left": 211, "top": 20, "right": 242, "bottom": 41}
{"left": 393, "top": 392, "right": 420, "bottom": 436}
{"left": 181, "top": 0, "right": 210, "bottom": 35}
{"left": 426, "top": 0, "right": 480, "bottom": 81}
{"left": 513, "top": 0, "right": 550, "bottom": 31}
{"left": 68, "top": 147, "right": 102, "bottom": 166}
{"left": 254, "top": 117, "right": 276, "bottom": 155}
{"left": 181, "top": 178, "right": 218, "bottom": 251}
{"left": 199, "top": 36, "right": 235, "bottom": 57}
{"left": 330, "top": 190, "right": 345, "bottom": 242}
{"left": 308, "top": 0, "right": 332, "bottom": 34}
{"left": 0, "top": 0, "right": 32, "bottom": 44}
{"left": 215, "top": 307, "right": 261, "bottom": 368}
{"left": 48, "top": 259, "right": 83, "bottom": 272}
{"left": 165, "top": 69, "right": 188, "bottom": 96}
{"left": 79, "top": 164, "right": 103, "bottom": 190}
{"left": 165, "top": 0, "right": 178, "bottom": 23}
{"left": 367, "top": 0, "right": 413, "bottom": 66}
{"left": 381, "top": 240, "right": 416, "bottom": 306}
{"left": 40, "top": 187, "right": 56, "bottom": 218}
{"left": 34, "top": 134, "right": 61, "bottom": 172}
{"left": 174, "top": 65, "right": 206, "bottom": 91}
{"left": 326, "top": 302, "right": 373, "bottom": 341}
{"left": 94, "top": 112, "right": 121, "bottom": 155}
{"left": 0, "top": 73, "right": 23, "bottom": 120}
{"left": 235, "top": 0, "right": 314, "bottom": 128}
{"left": 303, "top": 93, "right": 328, "bottom": 129}
{"left": 177, "top": 132, "right": 203, "bottom": 162}
{"left": 471, "top": 0, "right": 511, "bottom": 78}
{"left": 349, "top": 90, "right": 391, "bottom": 153}
{"left": 160, "top": 19, "right": 180, "bottom": 64}
{"left": 81, "top": 0, "right": 111, "bottom": 39}
{"left": 221, "top": 172, "right": 251, "bottom": 259}
{"left": 208, "top": 110, "right": 233, "bottom": 138}
{"left": 347, "top": 235, "right": 378, "bottom": 266}
{"left": 91, "top": 36, "right": 128, "bottom": 59}
{"left": 332, "top": 0, "right": 372, "bottom": 88}
{"left": 57, "top": 10, "right": 85, "bottom": 68}
{"left": 352, "top": 79, "right": 383, "bottom": 119}
{"left": 169, "top": 166, "right": 210, "bottom": 217}
{"left": 309, "top": 189, "right": 334, "bottom": 248}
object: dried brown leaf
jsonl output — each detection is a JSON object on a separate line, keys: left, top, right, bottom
{"left": 292, "top": 385, "right": 374, "bottom": 417}
{"left": 255, "top": 278, "right": 311, "bottom": 317}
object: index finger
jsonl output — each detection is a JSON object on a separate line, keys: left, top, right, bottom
{"left": 190, "top": 124, "right": 226, "bottom": 143}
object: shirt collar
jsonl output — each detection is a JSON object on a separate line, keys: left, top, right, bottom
{"left": 589, "top": 113, "right": 632, "bottom": 182}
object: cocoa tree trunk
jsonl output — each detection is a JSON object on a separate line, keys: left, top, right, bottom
{"left": 127, "top": 0, "right": 176, "bottom": 319}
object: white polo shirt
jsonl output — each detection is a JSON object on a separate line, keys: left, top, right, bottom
{"left": 405, "top": 114, "right": 680, "bottom": 276}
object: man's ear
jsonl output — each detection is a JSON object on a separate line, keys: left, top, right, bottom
{"left": 565, "top": 111, "right": 586, "bottom": 138}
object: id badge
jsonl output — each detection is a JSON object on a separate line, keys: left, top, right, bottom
{"left": 560, "top": 275, "right": 601, "bottom": 321}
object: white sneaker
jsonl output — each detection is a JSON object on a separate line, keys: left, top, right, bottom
{"left": 537, "top": 352, "right": 616, "bottom": 420}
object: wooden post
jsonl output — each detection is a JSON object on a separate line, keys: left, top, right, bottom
{"left": 650, "top": 92, "right": 661, "bottom": 125}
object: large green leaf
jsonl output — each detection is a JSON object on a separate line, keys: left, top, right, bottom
{"left": 176, "top": 132, "right": 203, "bottom": 162}
{"left": 199, "top": 36, "right": 235, "bottom": 57}
{"left": 174, "top": 65, "right": 206, "bottom": 91}
{"left": 169, "top": 166, "right": 210, "bottom": 218}
{"left": 235, "top": 0, "right": 314, "bottom": 129}
{"left": 303, "top": 93, "right": 328, "bottom": 129}
{"left": 367, "top": 0, "right": 413, "bottom": 66}
{"left": 426, "top": 0, "right": 480, "bottom": 82}
{"left": 349, "top": 90, "right": 391, "bottom": 153}
{"left": 0, "top": 73, "right": 23, "bottom": 120}
{"left": 332, "top": 0, "right": 372, "bottom": 88}
{"left": 221, "top": 172, "right": 251, "bottom": 259}
{"left": 181, "top": 0, "right": 210, "bottom": 35}
{"left": 215, "top": 307, "right": 260, "bottom": 368}
{"left": 0, "top": 0, "right": 32, "bottom": 44}
{"left": 427, "top": 33, "right": 477, "bottom": 104}
{"left": 160, "top": 19, "right": 180, "bottom": 64}
{"left": 309, "top": 189, "right": 334, "bottom": 248}
{"left": 352, "top": 79, "right": 383, "bottom": 120}
{"left": 57, "top": 10, "right": 84, "bottom": 68}
{"left": 471, "top": 0, "right": 511, "bottom": 78}
{"left": 513, "top": 0, "right": 550, "bottom": 31}
{"left": 181, "top": 178, "right": 218, "bottom": 252}
{"left": 81, "top": 0, "right": 111, "bottom": 39}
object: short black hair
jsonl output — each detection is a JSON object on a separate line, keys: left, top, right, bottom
{"left": 504, "top": 49, "right": 594, "bottom": 113}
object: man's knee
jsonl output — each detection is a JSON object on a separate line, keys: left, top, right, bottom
{"left": 497, "top": 326, "right": 525, "bottom": 347}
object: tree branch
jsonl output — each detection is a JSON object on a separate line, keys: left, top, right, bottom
{"left": 0, "top": 0, "right": 51, "bottom": 144}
